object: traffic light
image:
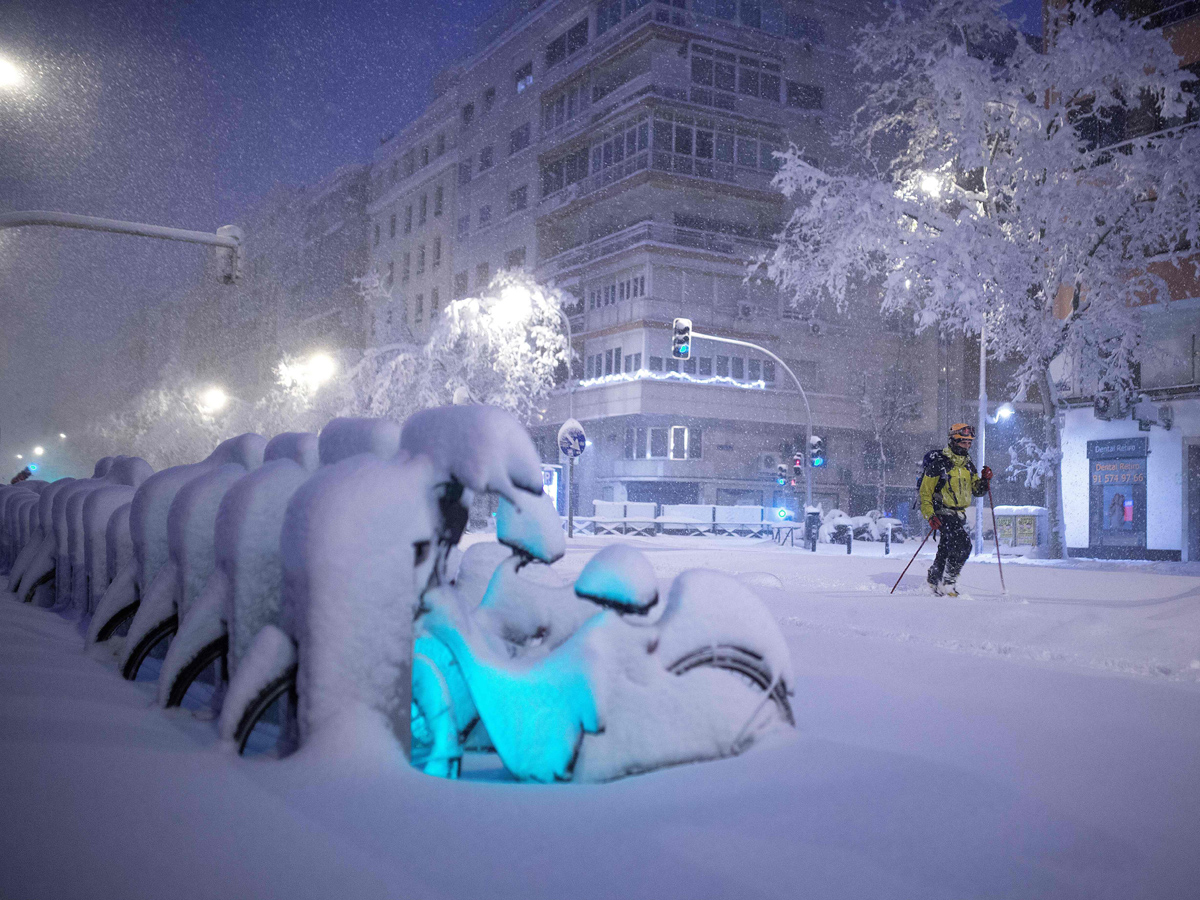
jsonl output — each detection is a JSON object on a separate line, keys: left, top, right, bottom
{"left": 776, "top": 463, "right": 788, "bottom": 485}
{"left": 792, "top": 455, "right": 803, "bottom": 477}
{"left": 671, "top": 317, "right": 692, "bottom": 360}
{"left": 810, "top": 435, "right": 825, "bottom": 467}
{"left": 216, "top": 224, "right": 245, "bottom": 285}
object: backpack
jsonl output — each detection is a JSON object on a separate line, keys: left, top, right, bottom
{"left": 912, "top": 449, "right": 946, "bottom": 510}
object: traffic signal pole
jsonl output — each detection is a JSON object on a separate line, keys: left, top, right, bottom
{"left": 689, "top": 330, "right": 814, "bottom": 512}
{"left": 0, "top": 211, "right": 244, "bottom": 283}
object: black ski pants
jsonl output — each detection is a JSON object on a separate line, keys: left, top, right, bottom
{"left": 928, "top": 512, "right": 971, "bottom": 585}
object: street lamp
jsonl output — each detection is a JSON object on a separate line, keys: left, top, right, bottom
{"left": 495, "top": 284, "right": 576, "bottom": 419}
{"left": 0, "top": 56, "right": 23, "bottom": 89}
{"left": 988, "top": 402, "right": 1015, "bottom": 425}
{"left": 305, "top": 352, "right": 337, "bottom": 388}
{"left": 15, "top": 454, "right": 23, "bottom": 460}
{"left": 198, "top": 386, "right": 229, "bottom": 415}
{"left": 919, "top": 172, "right": 942, "bottom": 197}
{"left": 33, "top": 446, "right": 44, "bottom": 456}
{"left": 59, "top": 433, "right": 66, "bottom": 440}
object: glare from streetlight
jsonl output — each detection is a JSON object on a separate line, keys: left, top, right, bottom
{"left": 0, "top": 57, "right": 23, "bottom": 89}
{"left": 919, "top": 172, "right": 942, "bottom": 197}
{"left": 59, "top": 433, "right": 67, "bottom": 439}
{"left": 493, "top": 284, "right": 534, "bottom": 327}
{"left": 15, "top": 454, "right": 23, "bottom": 460}
{"left": 305, "top": 352, "right": 337, "bottom": 388}
{"left": 997, "top": 402, "right": 1015, "bottom": 420}
{"left": 198, "top": 386, "right": 229, "bottom": 414}
{"left": 33, "top": 446, "right": 44, "bottom": 456}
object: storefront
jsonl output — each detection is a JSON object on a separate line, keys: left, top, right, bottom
{"left": 1061, "top": 402, "right": 1200, "bottom": 561}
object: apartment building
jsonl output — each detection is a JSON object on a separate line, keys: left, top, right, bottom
{"left": 1047, "top": 0, "right": 1200, "bottom": 558}
{"left": 367, "top": 0, "right": 944, "bottom": 519}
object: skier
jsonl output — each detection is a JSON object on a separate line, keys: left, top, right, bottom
{"left": 919, "top": 424, "right": 992, "bottom": 596}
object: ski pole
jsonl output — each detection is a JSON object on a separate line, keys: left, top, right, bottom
{"left": 890, "top": 527, "right": 933, "bottom": 594}
{"left": 987, "top": 485, "right": 1007, "bottom": 594}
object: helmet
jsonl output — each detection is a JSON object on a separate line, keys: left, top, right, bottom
{"left": 949, "top": 423, "right": 975, "bottom": 446}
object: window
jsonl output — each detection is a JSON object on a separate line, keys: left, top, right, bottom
{"left": 614, "top": 347, "right": 622, "bottom": 372}
{"left": 461, "top": 102, "right": 475, "bottom": 125}
{"left": 417, "top": 244, "right": 426, "bottom": 274}
{"left": 416, "top": 293, "right": 424, "bottom": 322}
{"left": 650, "top": 427, "right": 669, "bottom": 458}
{"left": 732, "top": 357, "right": 744, "bottom": 379}
{"left": 787, "top": 81, "right": 824, "bottom": 110}
{"left": 454, "top": 271, "right": 468, "bottom": 298}
{"left": 597, "top": 0, "right": 621, "bottom": 34}
{"left": 430, "top": 287, "right": 440, "bottom": 319}
{"left": 545, "top": 35, "right": 566, "bottom": 68}
{"left": 689, "top": 427, "right": 702, "bottom": 458}
{"left": 605, "top": 349, "right": 613, "bottom": 375}
{"left": 483, "top": 86, "right": 495, "bottom": 112}
{"left": 457, "top": 214, "right": 470, "bottom": 238}
{"left": 432, "top": 236, "right": 442, "bottom": 268}
{"left": 435, "top": 133, "right": 445, "bottom": 156}
{"left": 386, "top": 260, "right": 394, "bottom": 288}
{"left": 540, "top": 147, "right": 589, "bottom": 195}
{"left": 763, "top": 360, "right": 775, "bottom": 382}
{"left": 476, "top": 261, "right": 490, "bottom": 287}
{"left": 684, "top": 358, "right": 697, "bottom": 375}
{"left": 514, "top": 61, "right": 533, "bottom": 93}
{"left": 509, "top": 122, "right": 531, "bottom": 155}
{"left": 403, "top": 150, "right": 415, "bottom": 176}
{"left": 458, "top": 160, "right": 472, "bottom": 185}
{"left": 505, "top": 247, "right": 526, "bottom": 269}
{"left": 402, "top": 252, "right": 411, "bottom": 282}
{"left": 670, "top": 426, "right": 688, "bottom": 460}
{"left": 507, "top": 184, "right": 528, "bottom": 214}
{"left": 418, "top": 194, "right": 427, "bottom": 225}
{"left": 649, "top": 356, "right": 663, "bottom": 371}
{"left": 389, "top": 213, "right": 396, "bottom": 239}
{"left": 478, "top": 205, "right": 492, "bottom": 227}
{"left": 716, "top": 355, "right": 729, "bottom": 376}
{"left": 373, "top": 223, "right": 380, "bottom": 246}
{"left": 567, "top": 18, "right": 589, "bottom": 54}
{"left": 666, "top": 358, "right": 679, "bottom": 372}
{"left": 404, "top": 205, "right": 412, "bottom": 233}
{"left": 434, "top": 185, "right": 443, "bottom": 217}
{"left": 421, "top": 146, "right": 429, "bottom": 167}
{"left": 748, "top": 359, "right": 761, "bottom": 380}
{"left": 541, "top": 81, "right": 590, "bottom": 134}
{"left": 479, "top": 145, "right": 494, "bottom": 170}
{"left": 698, "top": 357, "right": 712, "bottom": 376}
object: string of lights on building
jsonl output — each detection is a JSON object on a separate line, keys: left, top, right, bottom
{"left": 574, "top": 369, "right": 769, "bottom": 391}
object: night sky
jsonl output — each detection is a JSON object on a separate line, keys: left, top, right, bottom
{"left": 0, "top": 0, "right": 1043, "bottom": 472}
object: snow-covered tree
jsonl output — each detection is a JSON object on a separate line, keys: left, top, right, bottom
{"left": 766, "top": 0, "right": 1200, "bottom": 556}
{"left": 344, "top": 270, "right": 570, "bottom": 425}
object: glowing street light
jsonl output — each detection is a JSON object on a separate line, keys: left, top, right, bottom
{"left": 33, "top": 446, "right": 44, "bottom": 456}
{"left": 198, "top": 386, "right": 229, "bottom": 415}
{"left": 15, "top": 454, "right": 23, "bottom": 460}
{"left": 919, "top": 172, "right": 942, "bottom": 198}
{"left": 0, "top": 56, "right": 23, "bottom": 90}
{"left": 988, "top": 402, "right": 1016, "bottom": 425}
{"left": 59, "top": 433, "right": 67, "bottom": 439}
{"left": 305, "top": 352, "right": 337, "bottom": 388}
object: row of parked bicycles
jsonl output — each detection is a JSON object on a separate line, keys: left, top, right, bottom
{"left": 1, "top": 406, "right": 795, "bottom": 782}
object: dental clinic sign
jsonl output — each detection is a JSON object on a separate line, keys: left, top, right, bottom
{"left": 1087, "top": 438, "right": 1148, "bottom": 551}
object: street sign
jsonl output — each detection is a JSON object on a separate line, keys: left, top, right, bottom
{"left": 558, "top": 418, "right": 587, "bottom": 459}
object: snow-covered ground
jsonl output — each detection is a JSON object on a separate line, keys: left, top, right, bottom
{"left": 3, "top": 536, "right": 1199, "bottom": 899}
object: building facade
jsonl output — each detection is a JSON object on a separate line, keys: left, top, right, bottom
{"left": 1048, "top": 0, "right": 1200, "bottom": 559}
{"left": 367, "top": 0, "right": 947, "bottom": 520}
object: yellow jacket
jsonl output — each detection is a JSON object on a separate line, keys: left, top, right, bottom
{"left": 919, "top": 446, "right": 986, "bottom": 520}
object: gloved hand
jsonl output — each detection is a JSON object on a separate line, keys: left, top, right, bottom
{"left": 981, "top": 465, "right": 993, "bottom": 482}
{"left": 928, "top": 515, "right": 942, "bottom": 531}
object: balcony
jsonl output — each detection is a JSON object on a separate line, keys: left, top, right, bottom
{"left": 540, "top": 220, "right": 774, "bottom": 276}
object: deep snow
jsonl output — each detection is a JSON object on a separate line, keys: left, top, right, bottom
{"left": 2, "top": 536, "right": 1199, "bottom": 899}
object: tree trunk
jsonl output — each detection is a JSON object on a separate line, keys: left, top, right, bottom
{"left": 1039, "top": 367, "right": 1068, "bottom": 559}
{"left": 877, "top": 433, "right": 887, "bottom": 513}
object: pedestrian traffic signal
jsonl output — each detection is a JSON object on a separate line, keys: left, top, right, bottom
{"left": 776, "top": 464, "right": 788, "bottom": 485}
{"left": 810, "top": 435, "right": 825, "bottom": 467}
{"left": 792, "top": 455, "right": 803, "bottom": 476}
{"left": 671, "top": 317, "right": 692, "bottom": 360}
